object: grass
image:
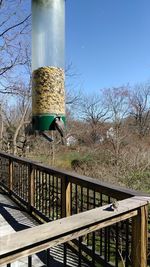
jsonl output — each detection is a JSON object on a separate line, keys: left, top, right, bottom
{"left": 55, "top": 150, "right": 82, "bottom": 169}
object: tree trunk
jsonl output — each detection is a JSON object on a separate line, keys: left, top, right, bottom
{"left": 13, "top": 103, "right": 29, "bottom": 155}
{"left": 0, "top": 104, "right": 4, "bottom": 149}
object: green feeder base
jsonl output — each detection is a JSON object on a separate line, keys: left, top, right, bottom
{"left": 32, "top": 114, "right": 66, "bottom": 131}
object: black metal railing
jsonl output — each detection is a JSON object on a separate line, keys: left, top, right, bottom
{"left": 0, "top": 151, "right": 149, "bottom": 267}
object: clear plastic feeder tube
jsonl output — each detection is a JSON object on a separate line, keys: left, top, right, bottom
{"left": 32, "top": 0, "right": 65, "bottom": 70}
{"left": 32, "top": 0, "right": 65, "bottom": 131}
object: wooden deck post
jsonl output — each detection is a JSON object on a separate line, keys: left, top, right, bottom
{"left": 132, "top": 205, "right": 148, "bottom": 267}
{"left": 62, "top": 176, "right": 71, "bottom": 218}
{"left": 9, "top": 158, "right": 13, "bottom": 195}
{"left": 28, "top": 164, "right": 35, "bottom": 212}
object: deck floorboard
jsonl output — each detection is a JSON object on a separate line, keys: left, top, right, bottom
{"left": 0, "top": 190, "right": 89, "bottom": 267}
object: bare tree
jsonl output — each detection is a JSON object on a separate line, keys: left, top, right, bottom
{"left": 104, "top": 87, "right": 129, "bottom": 167}
{"left": 65, "top": 62, "right": 82, "bottom": 118}
{"left": 0, "top": 0, "right": 31, "bottom": 94}
{"left": 0, "top": 103, "right": 4, "bottom": 149}
{"left": 1, "top": 87, "right": 31, "bottom": 155}
{"left": 129, "top": 84, "right": 150, "bottom": 137}
{"left": 0, "top": 0, "right": 32, "bottom": 155}
{"left": 12, "top": 98, "right": 30, "bottom": 155}
{"left": 80, "top": 94, "right": 109, "bottom": 144}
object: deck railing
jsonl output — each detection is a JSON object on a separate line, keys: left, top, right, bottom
{"left": 0, "top": 151, "right": 150, "bottom": 267}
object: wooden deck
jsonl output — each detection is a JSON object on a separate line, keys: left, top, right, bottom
{"left": 0, "top": 190, "right": 88, "bottom": 267}
{"left": 0, "top": 151, "right": 149, "bottom": 267}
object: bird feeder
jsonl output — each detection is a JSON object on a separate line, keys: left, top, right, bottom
{"left": 32, "top": 0, "right": 65, "bottom": 132}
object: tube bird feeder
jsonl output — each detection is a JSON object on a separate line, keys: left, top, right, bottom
{"left": 32, "top": 0, "right": 65, "bottom": 133}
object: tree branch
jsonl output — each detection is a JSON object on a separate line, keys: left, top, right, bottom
{"left": 0, "top": 14, "right": 31, "bottom": 37}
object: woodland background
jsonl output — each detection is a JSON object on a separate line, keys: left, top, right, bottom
{"left": 0, "top": 0, "right": 150, "bottom": 193}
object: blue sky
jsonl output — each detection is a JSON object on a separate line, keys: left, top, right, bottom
{"left": 66, "top": 0, "right": 150, "bottom": 93}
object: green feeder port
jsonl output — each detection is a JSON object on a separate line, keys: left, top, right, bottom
{"left": 32, "top": 114, "right": 66, "bottom": 131}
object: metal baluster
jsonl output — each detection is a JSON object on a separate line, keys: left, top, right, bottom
{"left": 107, "top": 196, "right": 111, "bottom": 262}
{"left": 12, "top": 161, "right": 14, "bottom": 193}
{"left": 28, "top": 255, "right": 32, "bottom": 267}
{"left": 17, "top": 163, "right": 19, "bottom": 196}
{"left": 70, "top": 183, "right": 72, "bottom": 215}
{"left": 45, "top": 173, "right": 48, "bottom": 217}
{"left": 39, "top": 171, "right": 41, "bottom": 212}
{"left": 92, "top": 231, "right": 96, "bottom": 266}
{"left": 20, "top": 164, "right": 22, "bottom": 199}
{"left": 61, "top": 177, "right": 63, "bottom": 218}
{"left": 49, "top": 174, "right": 51, "bottom": 219}
{"left": 44, "top": 172, "right": 46, "bottom": 215}
{"left": 23, "top": 165, "right": 25, "bottom": 200}
{"left": 100, "top": 193, "right": 103, "bottom": 256}
{"left": 17, "top": 163, "right": 21, "bottom": 196}
{"left": 58, "top": 177, "right": 61, "bottom": 218}
{"left": 18, "top": 163, "right": 20, "bottom": 197}
{"left": 39, "top": 171, "right": 41, "bottom": 211}
{"left": 64, "top": 243, "right": 67, "bottom": 266}
{"left": 53, "top": 176, "right": 56, "bottom": 219}
{"left": 37, "top": 170, "right": 39, "bottom": 210}
{"left": 22, "top": 164, "right": 24, "bottom": 199}
{"left": 75, "top": 184, "right": 78, "bottom": 214}
{"left": 14, "top": 162, "right": 16, "bottom": 194}
{"left": 52, "top": 175, "right": 54, "bottom": 219}
{"left": 35, "top": 169, "right": 38, "bottom": 209}
{"left": 92, "top": 190, "right": 96, "bottom": 266}
{"left": 38, "top": 171, "right": 40, "bottom": 211}
{"left": 24, "top": 165, "right": 26, "bottom": 200}
{"left": 78, "top": 236, "right": 82, "bottom": 266}
{"left": 104, "top": 227, "right": 108, "bottom": 262}
{"left": 56, "top": 176, "right": 58, "bottom": 219}
{"left": 80, "top": 186, "right": 83, "bottom": 212}
{"left": 42, "top": 172, "right": 44, "bottom": 214}
{"left": 87, "top": 188, "right": 89, "bottom": 246}
{"left": 80, "top": 186, "right": 83, "bottom": 262}
{"left": 115, "top": 223, "right": 119, "bottom": 267}
{"left": 26, "top": 165, "right": 28, "bottom": 201}
{"left": 34, "top": 169, "right": 36, "bottom": 208}
{"left": 125, "top": 220, "right": 129, "bottom": 267}
{"left": 46, "top": 248, "right": 50, "bottom": 266}
{"left": 87, "top": 188, "right": 89, "bottom": 209}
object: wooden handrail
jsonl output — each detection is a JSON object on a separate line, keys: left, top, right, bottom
{"left": 0, "top": 196, "right": 149, "bottom": 266}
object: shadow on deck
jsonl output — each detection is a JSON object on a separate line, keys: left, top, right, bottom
{"left": 0, "top": 190, "right": 87, "bottom": 267}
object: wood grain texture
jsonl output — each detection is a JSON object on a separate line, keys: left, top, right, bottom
{"left": 0, "top": 192, "right": 87, "bottom": 267}
{"left": 28, "top": 164, "right": 35, "bottom": 211}
{"left": 61, "top": 177, "right": 71, "bottom": 218}
{"left": 0, "top": 196, "right": 149, "bottom": 265}
{"left": 132, "top": 205, "right": 148, "bottom": 267}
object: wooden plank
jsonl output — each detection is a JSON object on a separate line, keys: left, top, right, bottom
{"left": 28, "top": 164, "right": 35, "bottom": 211}
{"left": 132, "top": 205, "right": 148, "bottom": 267}
{"left": 0, "top": 193, "right": 85, "bottom": 267}
{"left": 0, "top": 211, "right": 138, "bottom": 266}
{"left": 0, "top": 196, "right": 148, "bottom": 265}
{"left": 66, "top": 180, "right": 71, "bottom": 217}
{"left": 61, "top": 177, "right": 71, "bottom": 217}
